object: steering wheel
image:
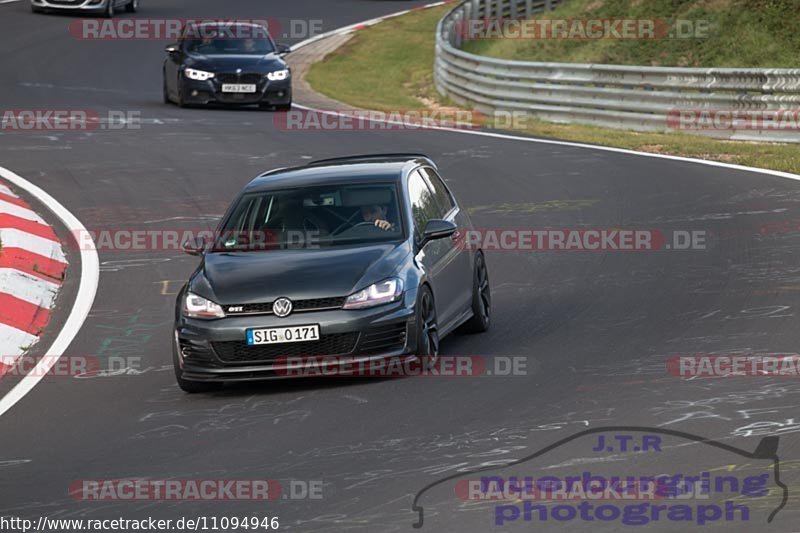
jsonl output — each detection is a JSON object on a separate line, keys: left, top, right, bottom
{"left": 332, "top": 217, "right": 373, "bottom": 236}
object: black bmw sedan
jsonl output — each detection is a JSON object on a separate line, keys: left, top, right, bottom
{"left": 163, "top": 21, "right": 292, "bottom": 109}
{"left": 173, "top": 154, "right": 491, "bottom": 392}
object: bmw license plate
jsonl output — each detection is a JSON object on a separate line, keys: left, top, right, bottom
{"left": 246, "top": 325, "right": 320, "bottom": 345}
{"left": 222, "top": 84, "right": 257, "bottom": 93}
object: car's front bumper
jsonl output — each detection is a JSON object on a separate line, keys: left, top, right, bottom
{"left": 31, "top": 0, "right": 109, "bottom": 12}
{"left": 179, "top": 77, "right": 292, "bottom": 107}
{"left": 175, "top": 292, "right": 419, "bottom": 382}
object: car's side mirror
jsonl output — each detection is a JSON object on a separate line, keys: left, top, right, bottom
{"left": 276, "top": 43, "right": 291, "bottom": 56}
{"left": 420, "top": 219, "right": 457, "bottom": 247}
{"left": 165, "top": 44, "right": 180, "bottom": 55}
{"left": 181, "top": 236, "right": 207, "bottom": 256}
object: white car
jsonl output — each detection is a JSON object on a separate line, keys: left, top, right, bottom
{"left": 30, "top": 0, "right": 138, "bottom": 18}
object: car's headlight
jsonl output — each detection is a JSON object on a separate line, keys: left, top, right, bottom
{"left": 184, "top": 68, "right": 215, "bottom": 81}
{"left": 183, "top": 292, "right": 225, "bottom": 319}
{"left": 343, "top": 278, "right": 403, "bottom": 309}
{"left": 266, "top": 69, "right": 290, "bottom": 81}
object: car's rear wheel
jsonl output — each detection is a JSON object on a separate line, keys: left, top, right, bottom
{"left": 125, "top": 0, "right": 138, "bottom": 12}
{"left": 172, "top": 338, "right": 222, "bottom": 393}
{"left": 459, "top": 251, "right": 491, "bottom": 333}
{"left": 415, "top": 285, "right": 439, "bottom": 368}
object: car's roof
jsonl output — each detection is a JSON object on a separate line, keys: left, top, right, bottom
{"left": 244, "top": 154, "right": 434, "bottom": 193}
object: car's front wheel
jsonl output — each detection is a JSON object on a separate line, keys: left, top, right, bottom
{"left": 415, "top": 285, "right": 439, "bottom": 368}
{"left": 104, "top": 0, "right": 114, "bottom": 17}
{"left": 459, "top": 251, "right": 491, "bottom": 333}
{"left": 162, "top": 74, "right": 171, "bottom": 104}
{"left": 172, "top": 338, "right": 222, "bottom": 393}
{"left": 125, "top": 0, "right": 138, "bottom": 12}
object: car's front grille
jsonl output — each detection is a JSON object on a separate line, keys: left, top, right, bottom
{"left": 216, "top": 73, "right": 263, "bottom": 85}
{"left": 212, "top": 333, "right": 359, "bottom": 363}
{"left": 357, "top": 322, "right": 408, "bottom": 354}
{"left": 46, "top": 0, "right": 84, "bottom": 5}
{"left": 225, "top": 297, "right": 346, "bottom": 316}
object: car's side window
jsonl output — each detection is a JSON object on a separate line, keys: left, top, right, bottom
{"left": 420, "top": 167, "right": 456, "bottom": 218}
{"left": 408, "top": 170, "right": 439, "bottom": 240}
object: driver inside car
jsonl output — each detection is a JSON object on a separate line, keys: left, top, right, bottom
{"left": 360, "top": 204, "right": 395, "bottom": 231}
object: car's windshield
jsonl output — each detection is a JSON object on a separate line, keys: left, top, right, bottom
{"left": 215, "top": 183, "right": 404, "bottom": 251}
{"left": 184, "top": 26, "right": 274, "bottom": 55}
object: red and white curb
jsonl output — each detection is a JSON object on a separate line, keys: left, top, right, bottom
{"left": 0, "top": 181, "right": 68, "bottom": 377}
{"left": 0, "top": 166, "right": 97, "bottom": 418}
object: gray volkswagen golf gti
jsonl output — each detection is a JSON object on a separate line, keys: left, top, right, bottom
{"left": 173, "top": 154, "right": 490, "bottom": 392}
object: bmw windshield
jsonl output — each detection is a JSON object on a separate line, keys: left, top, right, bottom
{"left": 184, "top": 25, "right": 275, "bottom": 55}
{"left": 214, "top": 183, "right": 405, "bottom": 251}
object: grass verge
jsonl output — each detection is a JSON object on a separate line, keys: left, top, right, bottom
{"left": 306, "top": 4, "right": 800, "bottom": 175}
{"left": 462, "top": 0, "right": 800, "bottom": 67}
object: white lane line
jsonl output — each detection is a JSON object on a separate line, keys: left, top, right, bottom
{"left": 0, "top": 0, "right": 23, "bottom": 4}
{"left": 0, "top": 268, "right": 59, "bottom": 308}
{"left": 0, "top": 228, "right": 66, "bottom": 262}
{"left": 0, "top": 166, "right": 99, "bottom": 419}
{"left": 294, "top": 105, "right": 800, "bottom": 183}
{"left": 0, "top": 323, "right": 38, "bottom": 357}
{"left": 0, "top": 198, "right": 44, "bottom": 223}
{"left": 290, "top": 1, "right": 447, "bottom": 52}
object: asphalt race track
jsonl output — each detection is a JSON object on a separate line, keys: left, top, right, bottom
{"left": 1, "top": 1, "right": 800, "bottom": 531}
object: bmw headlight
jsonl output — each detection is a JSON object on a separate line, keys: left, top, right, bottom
{"left": 184, "top": 68, "right": 215, "bottom": 81}
{"left": 266, "top": 69, "right": 290, "bottom": 81}
{"left": 183, "top": 292, "right": 225, "bottom": 319}
{"left": 343, "top": 278, "right": 403, "bottom": 309}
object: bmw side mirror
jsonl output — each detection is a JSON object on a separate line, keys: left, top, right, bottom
{"left": 182, "top": 236, "right": 207, "bottom": 256}
{"left": 276, "top": 43, "right": 291, "bottom": 56}
{"left": 165, "top": 44, "right": 180, "bottom": 55}
{"left": 420, "top": 219, "right": 457, "bottom": 247}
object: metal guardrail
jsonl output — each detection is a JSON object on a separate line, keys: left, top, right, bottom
{"left": 435, "top": 0, "right": 800, "bottom": 142}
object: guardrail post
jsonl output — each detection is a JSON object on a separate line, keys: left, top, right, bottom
{"left": 510, "top": 0, "right": 519, "bottom": 18}
{"left": 545, "top": 0, "right": 553, "bottom": 10}
{"left": 471, "top": 0, "right": 480, "bottom": 19}
{"left": 453, "top": 10, "right": 462, "bottom": 48}
{"left": 525, "top": 0, "right": 533, "bottom": 18}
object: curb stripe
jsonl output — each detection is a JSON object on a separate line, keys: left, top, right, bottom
{"left": 0, "top": 247, "right": 66, "bottom": 282}
{"left": 0, "top": 192, "right": 30, "bottom": 209}
{"left": 0, "top": 228, "right": 67, "bottom": 263}
{"left": 0, "top": 293, "right": 50, "bottom": 336}
{"left": 0, "top": 184, "right": 14, "bottom": 197}
{"left": 0, "top": 198, "right": 44, "bottom": 223}
{"left": 0, "top": 323, "right": 37, "bottom": 359}
{"left": 0, "top": 165, "right": 97, "bottom": 419}
{"left": 0, "top": 213, "right": 59, "bottom": 242}
{"left": 0, "top": 268, "right": 59, "bottom": 309}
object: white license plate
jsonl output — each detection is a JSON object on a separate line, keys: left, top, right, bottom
{"left": 222, "top": 84, "right": 257, "bottom": 93}
{"left": 246, "top": 325, "right": 320, "bottom": 345}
